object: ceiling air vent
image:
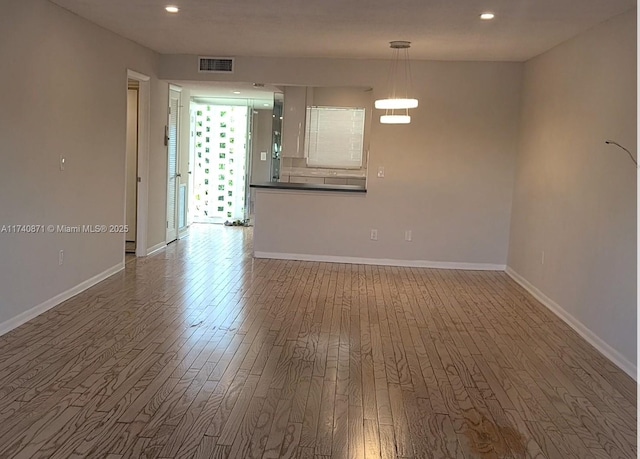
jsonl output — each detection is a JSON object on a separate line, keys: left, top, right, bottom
{"left": 198, "top": 57, "right": 234, "bottom": 74}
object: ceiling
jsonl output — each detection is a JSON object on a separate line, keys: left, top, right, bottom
{"left": 180, "top": 81, "right": 280, "bottom": 107}
{"left": 50, "top": 0, "right": 635, "bottom": 61}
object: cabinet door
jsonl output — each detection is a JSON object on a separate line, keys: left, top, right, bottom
{"left": 281, "top": 86, "right": 307, "bottom": 158}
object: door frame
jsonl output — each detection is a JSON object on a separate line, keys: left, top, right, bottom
{"left": 189, "top": 101, "right": 250, "bottom": 224}
{"left": 244, "top": 108, "right": 253, "bottom": 222}
{"left": 125, "top": 83, "right": 139, "bottom": 252}
{"left": 126, "top": 69, "right": 151, "bottom": 257}
{"left": 166, "top": 84, "right": 182, "bottom": 243}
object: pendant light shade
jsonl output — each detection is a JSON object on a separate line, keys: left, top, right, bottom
{"left": 380, "top": 115, "right": 411, "bottom": 124}
{"left": 376, "top": 41, "right": 418, "bottom": 123}
{"left": 374, "top": 98, "right": 418, "bottom": 110}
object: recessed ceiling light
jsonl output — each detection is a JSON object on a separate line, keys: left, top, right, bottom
{"left": 233, "top": 91, "right": 241, "bottom": 94}
{"left": 480, "top": 12, "right": 495, "bottom": 20}
{"left": 165, "top": 5, "right": 179, "bottom": 13}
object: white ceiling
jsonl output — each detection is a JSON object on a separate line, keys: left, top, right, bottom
{"left": 180, "top": 81, "right": 280, "bottom": 107}
{"left": 50, "top": 0, "right": 635, "bottom": 61}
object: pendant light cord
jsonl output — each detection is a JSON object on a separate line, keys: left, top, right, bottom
{"left": 403, "top": 46, "right": 413, "bottom": 117}
{"left": 383, "top": 43, "right": 412, "bottom": 116}
{"left": 387, "top": 47, "right": 400, "bottom": 115}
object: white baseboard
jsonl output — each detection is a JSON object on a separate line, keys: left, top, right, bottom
{"left": 146, "top": 242, "right": 167, "bottom": 256}
{"left": 505, "top": 266, "right": 636, "bottom": 380}
{"left": 254, "top": 251, "right": 505, "bottom": 271}
{"left": 0, "top": 262, "right": 124, "bottom": 338}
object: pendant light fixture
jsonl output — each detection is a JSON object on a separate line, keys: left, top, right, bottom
{"left": 375, "top": 41, "right": 418, "bottom": 124}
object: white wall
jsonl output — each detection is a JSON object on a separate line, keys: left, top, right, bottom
{"left": 507, "top": 10, "right": 637, "bottom": 370}
{"left": 0, "top": 0, "right": 167, "bottom": 329}
{"left": 248, "top": 109, "right": 274, "bottom": 221}
{"left": 251, "top": 109, "right": 274, "bottom": 183}
{"left": 161, "top": 57, "right": 523, "bottom": 267}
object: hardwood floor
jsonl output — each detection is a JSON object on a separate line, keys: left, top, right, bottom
{"left": 0, "top": 224, "right": 635, "bottom": 458}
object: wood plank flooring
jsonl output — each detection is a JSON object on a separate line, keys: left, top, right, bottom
{"left": 0, "top": 224, "right": 635, "bottom": 458}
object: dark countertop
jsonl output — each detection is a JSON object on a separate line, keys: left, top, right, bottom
{"left": 250, "top": 182, "right": 366, "bottom": 193}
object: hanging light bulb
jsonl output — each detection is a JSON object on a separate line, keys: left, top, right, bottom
{"left": 375, "top": 41, "right": 418, "bottom": 124}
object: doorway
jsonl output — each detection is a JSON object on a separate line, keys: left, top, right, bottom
{"left": 125, "top": 80, "right": 139, "bottom": 253}
{"left": 190, "top": 101, "right": 249, "bottom": 224}
{"left": 125, "top": 70, "right": 151, "bottom": 257}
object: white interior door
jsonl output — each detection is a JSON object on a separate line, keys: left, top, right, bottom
{"left": 166, "top": 88, "right": 181, "bottom": 243}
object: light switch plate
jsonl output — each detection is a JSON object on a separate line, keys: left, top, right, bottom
{"left": 59, "top": 155, "right": 66, "bottom": 171}
{"left": 260, "top": 152, "right": 267, "bottom": 161}
{"left": 377, "top": 166, "right": 385, "bottom": 178}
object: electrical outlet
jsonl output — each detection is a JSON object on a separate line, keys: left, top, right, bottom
{"left": 59, "top": 250, "right": 64, "bottom": 266}
{"left": 370, "top": 229, "right": 378, "bottom": 241}
{"left": 405, "top": 230, "right": 412, "bottom": 242}
{"left": 377, "top": 166, "right": 385, "bottom": 178}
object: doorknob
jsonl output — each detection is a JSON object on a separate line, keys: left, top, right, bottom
{"left": 176, "top": 173, "right": 182, "bottom": 177}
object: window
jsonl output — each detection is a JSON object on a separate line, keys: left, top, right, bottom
{"left": 304, "top": 106, "right": 366, "bottom": 169}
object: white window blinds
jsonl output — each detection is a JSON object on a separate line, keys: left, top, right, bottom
{"left": 305, "top": 107, "right": 365, "bottom": 168}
